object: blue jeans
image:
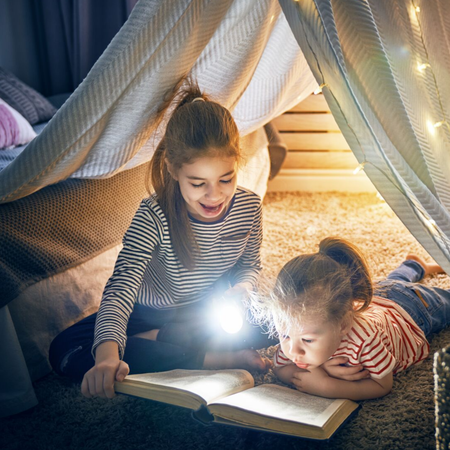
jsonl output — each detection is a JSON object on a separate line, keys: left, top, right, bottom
{"left": 375, "top": 260, "right": 450, "bottom": 337}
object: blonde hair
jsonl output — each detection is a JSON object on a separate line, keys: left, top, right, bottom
{"left": 146, "top": 78, "right": 241, "bottom": 270}
{"left": 251, "top": 237, "right": 373, "bottom": 337}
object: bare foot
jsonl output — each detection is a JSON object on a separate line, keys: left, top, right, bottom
{"left": 133, "top": 329, "right": 159, "bottom": 340}
{"left": 406, "top": 254, "right": 444, "bottom": 276}
{"left": 203, "top": 349, "right": 271, "bottom": 372}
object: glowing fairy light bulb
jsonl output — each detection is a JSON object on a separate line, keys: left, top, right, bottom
{"left": 425, "top": 217, "right": 437, "bottom": 232}
{"left": 314, "top": 83, "right": 328, "bottom": 95}
{"left": 415, "top": 6, "right": 420, "bottom": 12}
{"left": 427, "top": 120, "right": 436, "bottom": 134}
{"left": 376, "top": 192, "right": 385, "bottom": 202}
{"left": 353, "top": 162, "right": 366, "bottom": 175}
{"left": 427, "top": 120, "right": 446, "bottom": 135}
{"left": 417, "top": 63, "right": 430, "bottom": 72}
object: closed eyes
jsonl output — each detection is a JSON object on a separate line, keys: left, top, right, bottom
{"left": 191, "top": 178, "right": 233, "bottom": 188}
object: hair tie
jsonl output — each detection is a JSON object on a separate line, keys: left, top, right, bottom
{"left": 191, "top": 97, "right": 205, "bottom": 103}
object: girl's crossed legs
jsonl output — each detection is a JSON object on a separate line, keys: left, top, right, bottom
{"left": 49, "top": 302, "right": 277, "bottom": 381}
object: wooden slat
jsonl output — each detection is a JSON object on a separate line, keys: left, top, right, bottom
{"left": 289, "top": 94, "right": 329, "bottom": 112}
{"left": 283, "top": 151, "right": 358, "bottom": 170}
{"left": 280, "top": 132, "right": 350, "bottom": 150}
{"left": 267, "top": 93, "right": 374, "bottom": 191}
{"left": 273, "top": 113, "right": 340, "bottom": 131}
{"left": 267, "top": 169, "right": 377, "bottom": 193}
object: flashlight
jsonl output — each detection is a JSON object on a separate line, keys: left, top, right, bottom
{"left": 217, "top": 301, "right": 243, "bottom": 334}
{"left": 212, "top": 295, "right": 244, "bottom": 334}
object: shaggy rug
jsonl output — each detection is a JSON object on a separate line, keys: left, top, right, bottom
{"left": 2, "top": 191, "right": 449, "bottom": 450}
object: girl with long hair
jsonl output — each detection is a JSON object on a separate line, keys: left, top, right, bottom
{"left": 50, "top": 80, "right": 276, "bottom": 399}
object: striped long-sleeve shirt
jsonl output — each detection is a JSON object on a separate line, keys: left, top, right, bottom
{"left": 273, "top": 297, "right": 429, "bottom": 378}
{"left": 93, "top": 186, "right": 263, "bottom": 358}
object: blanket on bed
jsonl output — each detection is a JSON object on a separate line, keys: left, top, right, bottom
{"left": 0, "top": 163, "right": 148, "bottom": 308}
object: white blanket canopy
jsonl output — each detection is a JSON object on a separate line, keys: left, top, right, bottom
{"left": 2, "top": 0, "right": 450, "bottom": 271}
{"left": 279, "top": 0, "right": 450, "bottom": 273}
{"left": 0, "top": 0, "right": 317, "bottom": 203}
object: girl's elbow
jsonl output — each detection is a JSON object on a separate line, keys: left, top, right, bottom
{"left": 375, "top": 384, "right": 392, "bottom": 399}
{"left": 381, "top": 381, "right": 393, "bottom": 397}
{"left": 369, "top": 373, "right": 393, "bottom": 399}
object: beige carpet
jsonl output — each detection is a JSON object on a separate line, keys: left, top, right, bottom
{"left": 2, "top": 191, "right": 449, "bottom": 450}
{"left": 257, "top": 191, "right": 450, "bottom": 449}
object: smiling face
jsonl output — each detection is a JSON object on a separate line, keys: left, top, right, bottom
{"left": 277, "top": 316, "right": 351, "bottom": 370}
{"left": 173, "top": 154, "right": 238, "bottom": 222}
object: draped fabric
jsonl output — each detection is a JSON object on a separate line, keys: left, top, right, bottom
{"left": 0, "top": 0, "right": 317, "bottom": 204}
{"left": 279, "top": 0, "right": 450, "bottom": 272}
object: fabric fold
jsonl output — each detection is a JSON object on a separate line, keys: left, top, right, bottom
{"left": 0, "top": 0, "right": 316, "bottom": 203}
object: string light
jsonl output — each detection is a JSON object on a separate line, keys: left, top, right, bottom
{"left": 314, "top": 83, "right": 328, "bottom": 95}
{"left": 427, "top": 120, "right": 436, "bottom": 134}
{"left": 433, "top": 120, "right": 446, "bottom": 129}
{"left": 270, "top": 15, "right": 275, "bottom": 23}
{"left": 353, "top": 162, "right": 366, "bottom": 175}
{"left": 427, "top": 120, "right": 447, "bottom": 135}
{"left": 292, "top": 0, "right": 450, "bottom": 261}
{"left": 417, "top": 62, "right": 430, "bottom": 72}
{"left": 412, "top": 0, "right": 450, "bottom": 136}
{"left": 424, "top": 216, "right": 437, "bottom": 231}
{"left": 291, "top": 0, "right": 450, "bottom": 258}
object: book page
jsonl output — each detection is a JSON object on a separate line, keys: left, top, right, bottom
{"left": 209, "top": 384, "right": 349, "bottom": 428}
{"left": 123, "top": 369, "right": 255, "bottom": 405}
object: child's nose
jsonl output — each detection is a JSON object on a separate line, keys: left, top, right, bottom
{"left": 290, "top": 342, "right": 305, "bottom": 356}
{"left": 206, "top": 183, "right": 221, "bottom": 199}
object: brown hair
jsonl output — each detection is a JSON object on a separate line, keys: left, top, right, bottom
{"left": 146, "top": 78, "right": 241, "bottom": 270}
{"left": 253, "top": 237, "right": 373, "bottom": 337}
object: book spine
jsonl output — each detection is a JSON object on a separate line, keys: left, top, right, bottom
{"left": 191, "top": 404, "right": 215, "bottom": 425}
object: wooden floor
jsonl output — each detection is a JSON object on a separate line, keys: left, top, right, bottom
{"left": 267, "top": 94, "right": 376, "bottom": 192}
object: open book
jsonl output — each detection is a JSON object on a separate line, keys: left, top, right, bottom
{"left": 114, "top": 369, "right": 359, "bottom": 440}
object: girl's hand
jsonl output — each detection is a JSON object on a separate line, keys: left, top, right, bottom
{"left": 223, "top": 283, "right": 252, "bottom": 315}
{"left": 322, "top": 357, "right": 370, "bottom": 381}
{"left": 224, "top": 282, "right": 251, "bottom": 302}
{"left": 81, "top": 341, "right": 129, "bottom": 399}
{"left": 291, "top": 367, "right": 330, "bottom": 396}
{"left": 273, "top": 363, "right": 307, "bottom": 385}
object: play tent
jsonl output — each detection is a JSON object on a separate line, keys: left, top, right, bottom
{"left": 1, "top": 0, "right": 449, "bottom": 417}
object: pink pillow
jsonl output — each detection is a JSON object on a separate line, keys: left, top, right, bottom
{"left": 0, "top": 98, "right": 37, "bottom": 150}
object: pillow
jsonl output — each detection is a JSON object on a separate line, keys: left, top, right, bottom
{"left": 0, "top": 98, "right": 37, "bottom": 150}
{"left": 0, "top": 67, "right": 57, "bottom": 125}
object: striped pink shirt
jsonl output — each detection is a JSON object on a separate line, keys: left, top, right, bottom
{"left": 273, "top": 296, "right": 430, "bottom": 379}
